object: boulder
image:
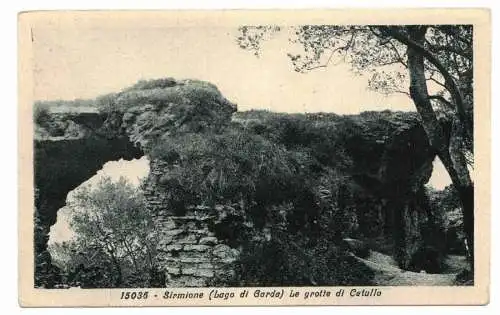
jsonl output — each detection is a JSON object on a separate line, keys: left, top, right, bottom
{"left": 342, "top": 238, "right": 371, "bottom": 258}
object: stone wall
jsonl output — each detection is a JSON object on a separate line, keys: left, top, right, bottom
{"left": 143, "top": 159, "right": 240, "bottom": 287}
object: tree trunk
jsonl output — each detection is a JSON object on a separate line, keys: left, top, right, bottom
{"left": 107, "top": 248, "right": 123, "bottom": 287}
{"left": 382, "top": 26, "right": 473, "bottom": 145}
{"left": 405, "top": 26, "right": 474, "bottom": 270}
{"left": 449, "top": 116, "right": 474, "bottom": 268}
{"left": 122, "top": 239, "right": 140, "bottom": 274}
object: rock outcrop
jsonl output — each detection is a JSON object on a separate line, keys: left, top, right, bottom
{"left": 232, "top": 110, "right": 444, "bottom": 271}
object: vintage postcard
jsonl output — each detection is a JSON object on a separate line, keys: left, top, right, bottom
{"left": 18, "top": 9, "right": 491, "bottom": 306}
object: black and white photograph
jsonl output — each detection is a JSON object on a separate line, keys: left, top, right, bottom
{"left": 19, "top": 10, "right": 491, "bottom": 306}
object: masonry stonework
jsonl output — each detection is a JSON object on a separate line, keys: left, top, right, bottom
{"left": 143, "top": 159, "right": 240, "bottom": 287}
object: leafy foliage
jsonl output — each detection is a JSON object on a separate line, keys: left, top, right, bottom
{"left": 93, "top": 78, "right": 236, "bottom": 148}
{"left": 151, "top": 131, "right": 314, "bottom": 216}
{"left": 49, "top": 176, "right": 163, "bottom": 288}
{"left": 33, "top": 102, "right": 51, "bottom": 125}
{"left": 236, "top": 25, "right": 281, "bottom": 57}
{"left": 95, "top": 78, "right": 233, "bottom": 114}
{"left": 238, "top": 229, "right": 374, "bottom": 286}
{"left": 427, "top": 185, "right": 465, "bottom": 255}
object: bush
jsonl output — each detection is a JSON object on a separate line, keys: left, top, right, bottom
{"left": 123, "top": 78, "right": 177, "bottom": 91}
{"left": 34, "top": 103, "right": 51, "bottom": 125}
{"left": 95, "top": 93, "right": 119, "bottom": 114}
{"left": 238, "top": 228, "right": 374, "bottom": 286}
{"left": 150, "top": 131, "right": 314, "bottom": 212}
{"left": 49, "top": 176, "right": 162, "bottom": 288}
{"left": 233, "top": 110, "right": 354, "bottom": 169}
{"left": 427, "top": 185, "right": 465, "bottom": 256}
{"left": 95, "top": 78, "right": 235, "bottom": 116}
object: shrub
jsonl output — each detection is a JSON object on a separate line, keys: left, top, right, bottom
{"left": 95, "top": 78, "right": 235, "bottom": 116}
{"left": 237, "top": 226, "right": 375, "bottom": 286}
{"left": 49, "top": 176, "right": 162, "bottom": 288}
{"left": 233, "top": 110, "right": 354, "bottom": 169}
{"left": 33, "top": 103, "right": 51, "bottom": 125}
{"left": 123, "top": 78, "right": 177, "bottom": 91}
{"left": 95, "top": 93, "right": 119, "bottom": 114}
{"left": 150, "top": 130, "right": 313, "bottom": 210}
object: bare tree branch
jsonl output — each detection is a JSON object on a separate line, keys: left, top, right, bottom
{"left": 387, "top": 40, "right": 408, "bottom": 67}
{"left": 395, "top": 90, "right": 411, "bottom": 97}
{"left": 306, "top": 31, "right": 356, "bottom": 71}
{"left": 427, "top": 72, "right": 447, "bottom": 90}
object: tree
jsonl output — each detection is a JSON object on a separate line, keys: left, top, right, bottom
{"left": 237, "top": 24, "right": 474, "bottom": 269}
{"left": 50, "top": 176, "right": 162, "bottom": 288}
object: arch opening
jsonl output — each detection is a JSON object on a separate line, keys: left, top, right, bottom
{"left": 48, "top": 156, "right": 150, "bottom": 246}
{"left": 34, "top": 112, "right": 144, "bottom": 287}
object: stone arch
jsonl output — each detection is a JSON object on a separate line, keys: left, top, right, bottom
{"left": 34, "top": 113, "right": 143, "bottom": 287}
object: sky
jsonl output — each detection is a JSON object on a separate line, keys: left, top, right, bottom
{"left": 36, "top": 20, "right": 452, "bottom": 245}
{"left": 32, "top": 23, "right": 418, "bottom": 113}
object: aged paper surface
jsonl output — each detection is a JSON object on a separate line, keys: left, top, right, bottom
{"left": 19, "top": 9, "right": 490, "bottom": 306}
